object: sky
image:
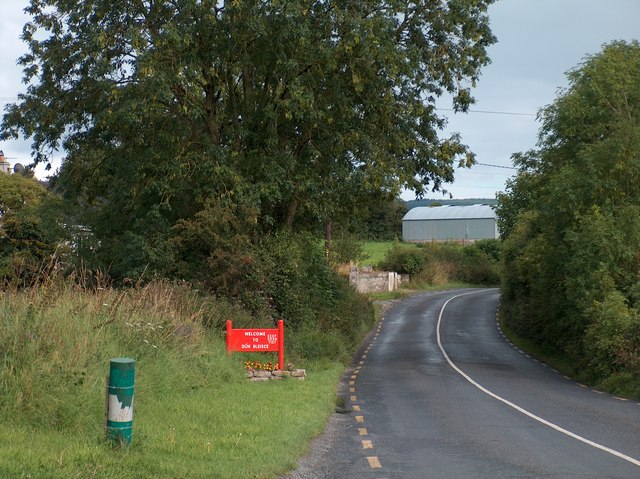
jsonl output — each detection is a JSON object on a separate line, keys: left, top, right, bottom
{"left": 1, "top": 0, "right": 639, "bottom": 198}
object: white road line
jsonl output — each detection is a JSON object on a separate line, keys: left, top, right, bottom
{"left": 436, "top": 290, "right": 640, "bottom": 469}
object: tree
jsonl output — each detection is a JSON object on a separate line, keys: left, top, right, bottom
{"left": 497, "top": 41, "right": 640, "bottom": 380}
{"left": 3, "top": 0, "right": 496, "bottom": 279}
{"left": 0, "top": 174, "right": 66, "bottom": 286}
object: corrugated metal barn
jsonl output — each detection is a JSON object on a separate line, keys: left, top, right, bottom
{"left": 402, "top": 205, "right": 498, "bottom": 242}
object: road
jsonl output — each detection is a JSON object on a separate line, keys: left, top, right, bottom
{"left": 285, "top": 288, "right": 640, "bottom": 479}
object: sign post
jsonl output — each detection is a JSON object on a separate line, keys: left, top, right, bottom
{"left": 226, "top": 320, "right": 285, "bottom": 370}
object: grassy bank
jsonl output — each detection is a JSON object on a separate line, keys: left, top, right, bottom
{"left": 0, "top": 281, "right": 352, "bottom": 478}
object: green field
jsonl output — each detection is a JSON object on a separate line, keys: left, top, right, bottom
{"left": 361, "top": 241, "right": 420, "bottom": 266}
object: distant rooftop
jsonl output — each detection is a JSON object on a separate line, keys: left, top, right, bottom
{"left": 404, "top": 198, "right": 498, "bottom": 209}
{"left": 402, "top": 204, "right": 496, "bottom": 221}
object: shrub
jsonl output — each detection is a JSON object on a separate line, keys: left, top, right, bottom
{"left": 0, "top": 174, "right": 68, "bottom": 288}
{"left": 328, "top": 235, "right": 368, "bottom": 265}
{"left": 584, "top": 290, "right": 640, "bottom": 378}
{"left": 379, "top": 241, "right": 500, "bottom": 285}
{"left": 379, "top": 244, "right": 426, "bottom": 275}
{"left": 258, "top": 234, "right": 374, "bottom": 358}
{"left": 457, "top": 244, "right": 501, "bottom": 284}
{"left": 473, "top": 239, "right": 502, "bottom": 263}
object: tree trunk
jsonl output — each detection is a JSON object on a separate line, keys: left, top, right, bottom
{"left": 283, "top": 197, "right": 299, "bottom": 229}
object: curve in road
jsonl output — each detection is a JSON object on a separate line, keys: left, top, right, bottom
{"left": 437, "top": 289, "right": 640, "bottom": 468}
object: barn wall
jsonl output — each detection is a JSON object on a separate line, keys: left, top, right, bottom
{"left": 402, "top": 218, "right": 497, "bottom": 242}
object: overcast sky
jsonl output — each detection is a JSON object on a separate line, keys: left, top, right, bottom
{"left": 1, "top": 1, "right": 639, "bottom": 198}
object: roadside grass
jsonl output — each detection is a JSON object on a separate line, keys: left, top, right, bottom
{"left": 367, "top": 290, "right": 408, "bottom": 301}
{"left": 0, "top": 364, "right": 343, "bottom": 479}
{"left": 0, "top": 282, "right": 346, "bottom": 478}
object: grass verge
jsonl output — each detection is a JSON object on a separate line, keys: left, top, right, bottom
{"left": 0, "top": 363, "right": 343, "bottom": 479}
{"left": 0, "top": 281, "right": 350, "bottom": 478}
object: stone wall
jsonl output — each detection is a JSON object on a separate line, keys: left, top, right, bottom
{"left": 246, "top": 369, "right": 306, "bottom": 382}
{"left": 348, "top": 267, "right": 405, "bottom": 294}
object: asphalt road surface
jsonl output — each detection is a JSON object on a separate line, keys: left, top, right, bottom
{"left": 285, "top": 288, "right": 640, "bottom": 479}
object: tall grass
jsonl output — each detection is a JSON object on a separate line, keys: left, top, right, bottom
{"left": 0, "top": 280, "right": 346, "bottom": 478}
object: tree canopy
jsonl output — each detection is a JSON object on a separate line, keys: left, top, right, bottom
{"left": 496, "top": 41, "right": 640, "bottom": 386}
{"left": 3, "top": 0, "right": 495, "bottom": 278}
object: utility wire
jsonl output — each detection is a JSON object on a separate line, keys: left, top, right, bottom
{"left": 475, "top": 162, "right": 518, "bottom": 170}
{"left": 0, "top": 97, "right": 537, "bottom": 117}
{"left": 437, "top": 107, "right": 536, "bottom": 117}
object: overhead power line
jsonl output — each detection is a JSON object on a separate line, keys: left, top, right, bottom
{"left": 475, "top": 162, "right": 518, "bottom": 170}
{"left": 437, "top": 107, "right": 535, "bottom": 117}
{"left": 0, "top": 97, "right": 537, "bottom": 117}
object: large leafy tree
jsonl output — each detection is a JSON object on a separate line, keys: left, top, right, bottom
{"left": 3, "top": 0, "right": 495, "bottom": 277}
{"left": 497, "top": 41, "right": 640, "bottom": 381}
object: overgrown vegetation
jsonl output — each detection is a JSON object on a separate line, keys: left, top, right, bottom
{"left": 0, "top": 173, "right": 68, "bottom": 287}
{"left": 496, "top": 41, "right": 640, "bottom": 399}
{"left": 0, "top": 278, "right": 368, "bottom": 478}
{"left": 378, "top": 240, "right": 501, "bottom": 286}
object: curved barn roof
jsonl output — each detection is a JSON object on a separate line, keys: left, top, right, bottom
{"left": 403, "top": 204, "right": 496, "bottom": 221}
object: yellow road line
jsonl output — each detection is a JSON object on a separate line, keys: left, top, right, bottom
{"left": 362, "top": 440, "right": 373, "bottom": 449}
{"left": 367, "top": 456, "right": 382, "bottom": 468}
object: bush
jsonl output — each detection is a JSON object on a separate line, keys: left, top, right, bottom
{"left": 473, "top": 239, "right": 502, "bottom": 263}
{"left": 584, "top": 290, "right": 640, "bottom": 378}
{"left": 458, "top": 244, "right": 501, "bottom": 284}
{"left": 328, "top": 235, "right": 368, "bottom": 265}
{"left": 259, "top": 234, "right": 374, "bottom": 359}
{"left": 379, "top": 241, "right": 500, "bottom": 285}
{"left": 379, "top": 243, "right": 426, "bottom": 275}
{"left": 0, "top": 174, "right": 68, "bottom": 288}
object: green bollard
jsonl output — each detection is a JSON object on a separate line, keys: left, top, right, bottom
{"left": 106, "top": 358, "right": 135, "bottom": 446}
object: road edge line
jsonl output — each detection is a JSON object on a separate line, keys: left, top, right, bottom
{"left": 436, "top": 290, "right": 640, "bottom": 469}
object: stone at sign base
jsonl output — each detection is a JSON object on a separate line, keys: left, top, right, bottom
{"left": 246, "top": 369, "right": 306, "bottom": 381}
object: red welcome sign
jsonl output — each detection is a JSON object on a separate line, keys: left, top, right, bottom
{"left": 226, "top": 320, "right": 284, "bottom": 370}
